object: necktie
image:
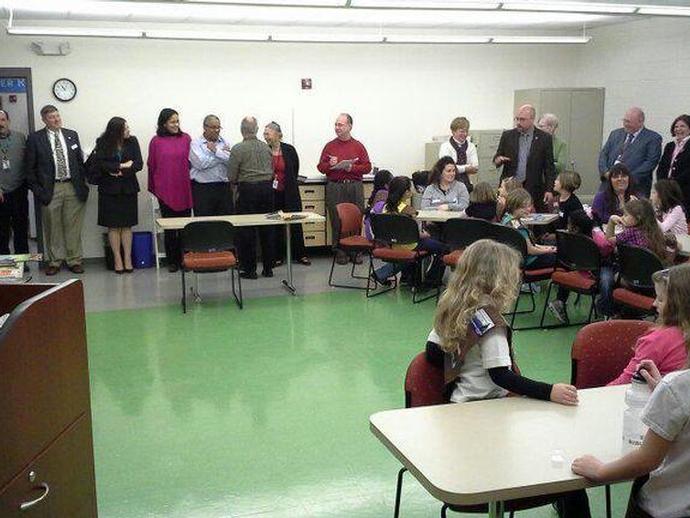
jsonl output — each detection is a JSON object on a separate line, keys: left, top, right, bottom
{"left": 53, "top": 131, "right": 68, "bottom": 180}
{"left": 622, "top": 133, "right": 634, "bottom": 152}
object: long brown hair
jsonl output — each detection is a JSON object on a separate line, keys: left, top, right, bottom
{"left": 624, "top": 199, "right": 667, "bottom": 262}
{"left": 653, "top": 265, "right": 690, "bottom": 364}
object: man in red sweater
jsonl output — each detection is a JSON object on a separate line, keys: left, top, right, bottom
{"left": 317, "top": 113, "right": 372, "bottom": 264}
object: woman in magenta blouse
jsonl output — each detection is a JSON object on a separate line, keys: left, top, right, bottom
{"left": 147, "top": 108, "right": 192, "bottom": 272}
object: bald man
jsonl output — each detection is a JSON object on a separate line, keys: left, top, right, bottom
{"left": 598, "top": 107, "right": 662, "bottom": 197}
{"left": 494, "top": 104, "right": 555, "bottom": 212}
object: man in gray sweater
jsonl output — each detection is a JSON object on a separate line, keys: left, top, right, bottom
{"left": 0, "top": 109, "right": 29, "bottom": 256}
{"left": 228, "top": 116, "right": 275, "bottom": 279}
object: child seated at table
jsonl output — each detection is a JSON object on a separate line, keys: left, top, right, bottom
{"left": 554, "top": 171, "right": 584, "bottom": 229}
{"left": 607, "top": 265, "right": 689, "bottom": 385}
{"left": 501, "top": 188, "right": 557, "bottom": 269}
{"left": 464, "top": 181, "right": 498, "bottom": 221}
{"left": 425, "top": 239, "right": 577, "bottom": 405}
{"left": 371, "top": 176, "right": 448, "bottom": 287}
{"left": 364, "top": 169, "right": 393, "bottom": 240}
{"left": 651, "top": 179, "right": 688, "bottom": 237}
{"left": 572, "top": 358, "right": 690, "bottom": 518}
{"left": 598, "top": 199, "right": 670, "bottom": 316}
{"left": 496, "top": 176, "right": 521, "bottom": 219}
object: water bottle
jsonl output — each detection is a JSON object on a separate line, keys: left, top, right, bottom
{"left": 622, "top": 372, "right": 652, "bottom": 453}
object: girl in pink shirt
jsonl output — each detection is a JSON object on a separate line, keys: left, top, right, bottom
{"left": 608, "top": 265, "right": 690, "bottom": 385}
{"left": 651, "top": 179, "right": 688, "bottom": 236}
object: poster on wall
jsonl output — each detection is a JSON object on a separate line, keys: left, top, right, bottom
{"left": 0, "top": 78, "right": 30, "bottom": 136}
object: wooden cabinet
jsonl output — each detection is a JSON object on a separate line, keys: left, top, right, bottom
{"left": 299, "top": 180, "right": 374, "bottom": 248}
{"left": 0, "top": 281, "right": 97, "bottom": 518}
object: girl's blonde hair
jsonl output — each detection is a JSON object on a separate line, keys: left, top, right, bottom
{"left": 500, "top": 176, "right": 521, "bottom": 194}
{"left": 434, "top": 240, "right": 521, "bottom": 353}
{"left": 654, "top": 264, "right": 690, "bottom": 363}
{"left": 470, "top": 182, "right": 497, "bottom": 204}
{"left": 504, "top": 188, "right": 533, "bottom": 216}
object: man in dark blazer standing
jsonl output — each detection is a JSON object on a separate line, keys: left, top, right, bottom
{"left": 494, "top": 104, "right": 555, "bottom": 212}
{"left": 598, "top": 107, "right": 662, "bottom": 197}
{"left": 25, "top": 105, "right": 89, "bottom": 275}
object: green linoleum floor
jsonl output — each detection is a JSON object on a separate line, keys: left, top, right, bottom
{"left": 86, "top": 288, "right": 630, "bottom": 518}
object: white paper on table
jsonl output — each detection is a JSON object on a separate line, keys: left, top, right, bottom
{"left": 330, "top": 159, "right": 358, "bottom": 171}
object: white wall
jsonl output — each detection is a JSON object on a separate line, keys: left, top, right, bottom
{"left": 575, "top": 17, "right": 690, "bottom": 146}
{"left": 1, "top": 32, "right": 582, "bottom": 257}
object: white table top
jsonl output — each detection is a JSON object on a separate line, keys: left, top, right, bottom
{"left": 676, "top": 234, "right": 690, "bottom": 257}
{"left": 156, "top": 212, "right": 325, "bottom": 230}
{"left": 370, "top": 385, "right": 627, "bottom": 506}
{"left": 415, "top": 211, "right": 559, "bottom": 226}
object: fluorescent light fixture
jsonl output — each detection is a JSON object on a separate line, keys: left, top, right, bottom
{"left": 637, "top": 6, "right": 690, "bottom": 16}
{"left": 385, "top": 34, "right": 490, "bottom": 43}
{"left": 501, "top": 1, "right": 637, "bottom": 14}
{"left": 492, "top": 35, "right": 591, "bottom": 44}
{"left": 271, "top": 33, "right": 383, "bottom": 42}
{"left": 184, "top": 0, "right": 345, "bottom": 5}
{"left": 6, "top": 26, "right": 143, "bottom": 38}
{"left": 350, "top": 0, "right": 499, "bottom": 8}
{"left": 145, "top": 29, "right": 268, "bottom": 41}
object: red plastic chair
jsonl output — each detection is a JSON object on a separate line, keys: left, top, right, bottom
{"left": 327, "top": 203, "right": 375, "bottom": 290}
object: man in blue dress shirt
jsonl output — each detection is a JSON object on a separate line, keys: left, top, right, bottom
{"left": 598, "top": 107, "right": 662, "bottom": 197}
{"left": 189, "top": 114, "right": 233, "bottom": 216}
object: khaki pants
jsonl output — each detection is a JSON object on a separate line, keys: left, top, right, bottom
{"left": 42, "top": 182, "right": 86, "bottom": 267}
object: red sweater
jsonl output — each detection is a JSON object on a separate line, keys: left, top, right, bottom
{"left": 317, "top": 137, "right": 372, "bottom": 181}
{"left": 608, "top": 326, "right": 688, "bottom": 385}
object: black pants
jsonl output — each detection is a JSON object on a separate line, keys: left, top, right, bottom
{"left": 273, "top": 189, "right": 307, "bottom": 261}
{"left": 237, "top": 181, "right": 274, "bottom": 273}
{"left": 158, "top": 200, "right": 191, "bottom": 267}
{"left": 0, "top": 184, "right": 29, "bottom": 255}
{"left": 192, "top": 181, "right": 234, "bottom": 216}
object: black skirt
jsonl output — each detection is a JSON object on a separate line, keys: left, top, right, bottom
{"left": 98, "top": 192, "right": 138, "bottom": 228}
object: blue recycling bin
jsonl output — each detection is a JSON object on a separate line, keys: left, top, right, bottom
{"left": 132, "top": 231, "right": 154, "bottom": 269}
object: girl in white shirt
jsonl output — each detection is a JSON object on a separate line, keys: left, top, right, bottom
{"left": 652, "top": 179, "right": 688, "bottom": 236}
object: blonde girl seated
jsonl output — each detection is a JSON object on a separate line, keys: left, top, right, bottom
{"left": 425, "top": 239, "right": 577, "bottom": 405}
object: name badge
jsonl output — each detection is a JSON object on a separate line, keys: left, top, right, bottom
{"left": 272, "top": 179, "right": 279, "bottom": 190}
{"left": 71, "top": 143, "right": 78, "bottom": 150}
{"left": 1, "top": 158, "right": 9, "bottom": 171}
{"left": 432, "top": 199, "right": 441, "bottom": 204}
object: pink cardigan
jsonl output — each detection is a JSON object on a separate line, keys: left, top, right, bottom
{"left": 608, "top": 326, "right": 688, "bottom": 385}
{"left": 147, "top": 133, "right": 192, "bottom": 211}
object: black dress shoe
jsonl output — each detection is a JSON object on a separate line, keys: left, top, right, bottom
{"left": 45, "top": 265, "right": 60, "bottom": 276}
{"left": 240, "top": 271, "right": 258, "bottom": 280}
{"left": 261, "top": 269, "right": 274, "bottom": 278}
{"left": 124, "top": 268, "right": 134, "bottom": 274}
{"left": 68, "top": 264, "right": 84, "bottom": 274}
{"left": 168, "top": 263, "right": 179, "bottom": 273}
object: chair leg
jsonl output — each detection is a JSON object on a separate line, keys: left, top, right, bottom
{"left": 440, "top": 504, "right": 449, "bottom": 518}
{"left": 231, "top": 268, "right": 243, "bottom": 309}
{"left": 181, "top": 269, "right": 187, "bottom": 313}
{"left": 329, "top": 248, "right": 369, "bottom": 290}
{"left": 393, "top": 467, "right": 406, "bottom": 518}
{"left": 587, "top": 293, "right": 596, "bottom": 323}
{"left": 605, "top": 484, "right": 612, "bottom": 518}
{"left": 539, "top": 281, "right": 555, "bottom": 328}
{"left": 327, "top": 250, "right": 338, "bottom": 287}
{"left": 367, "top": 259, "right": 396, "bottom": 298}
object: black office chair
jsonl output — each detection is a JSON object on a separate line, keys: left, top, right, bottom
{"left": 368, "top": 214, "right": 439, "bottom": 303}
{"left": 539, "top": 230, "right": 602, "bottom": 328}
{"left": 180, "top": 221, "right": 242, "bottom": 312}
{"left": 442, "top": 218, "right": 494, "bottom": 268}
{"left": 613, "top": 244, "right": 664, "bottom": 316}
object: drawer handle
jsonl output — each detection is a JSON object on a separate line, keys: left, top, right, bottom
{"left": 20, "top": 482, "right": 50, "bottom": 511}
{"left": 304, "top": 189, "right": 315, "bottom": 194}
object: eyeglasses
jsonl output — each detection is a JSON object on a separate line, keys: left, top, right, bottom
{"left": 514, "top": 117, "right": 531, "bottom": 122}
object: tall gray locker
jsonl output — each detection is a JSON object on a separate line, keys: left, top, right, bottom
{"left": 514, "top": 88, "right": 605, "bottom": 196}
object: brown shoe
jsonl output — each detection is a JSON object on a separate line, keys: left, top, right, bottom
{"left": 68, "top": 264, "right": 84, "bottom": 274}
{"left": 335, "top": 251, "right": 349, "bottom": 265}
{"left": 45, "top": 265, "right": 60, "bottom": 276}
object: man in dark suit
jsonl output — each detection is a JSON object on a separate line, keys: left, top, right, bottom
{"left": 494, "top": 104, "right": 555, "bottom": 212}
{"left": 598, "top": 107, "right": 662, "bottom": 197}
{"left": 25, "top": 105, "right": 89, "bottom": 275}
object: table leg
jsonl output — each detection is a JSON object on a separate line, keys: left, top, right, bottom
{"left": 488, "top": 501, "right": 505, "bottom": 518}
{"left": 281, "top": 224, "right": 296, "bottom": 295}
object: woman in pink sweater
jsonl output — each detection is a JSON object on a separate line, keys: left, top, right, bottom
{"left": 147, "top": 108, "right": 192, "bottom": 272}
{"left": 608, "top": 265, "right": 690, "bottom": 385}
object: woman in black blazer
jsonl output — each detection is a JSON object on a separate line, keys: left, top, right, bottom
{"left": 263, "top": 121, "right": 310, "bottom": 266}
{"left": 657, "top": 114, "right": 690, "bottom": 215}
{"left": 87, "top": 117, "right": 143, "bottom": 273}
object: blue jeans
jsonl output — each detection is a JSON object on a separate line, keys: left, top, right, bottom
{"left": 375, "top": 237, "right": 448, "bottom": 282}
{"left": 597, "top": 266, "right": 616, "bottom": 316}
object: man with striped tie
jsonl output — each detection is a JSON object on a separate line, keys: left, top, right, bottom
{"left": 26, "top": 105, "right": 89, "bottom": 275}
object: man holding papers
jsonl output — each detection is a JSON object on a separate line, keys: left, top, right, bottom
{"left": 317, "top": 113, "right": 372, "bottom": 264}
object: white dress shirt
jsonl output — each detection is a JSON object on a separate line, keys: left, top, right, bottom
{"left": 189, "top": 136, "right": 231, "bottom": 183}
{"left": 438, "top": 138, "right": 479, "bottom": 176}
{"left": 48, "top": 129, "right": 71, "bottom": 179}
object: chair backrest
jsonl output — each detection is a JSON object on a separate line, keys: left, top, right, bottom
{"left": 404, "top": 352, "right": 447, "bottom": 408}
{"left": 336, "top": 203, "right": 363, "bottom": 238}
{"left": 570, "top": 320, "right": 655, "bottom": 389}
{"left": 618, "top": 244, "right": 665, "bottom": 291}
{"left": 181, "top": 221, "right": 236, "bottom": 253}
{"left": 487, "top": 223, "right": 528, "bottom": 263}
{"left": 443, "top": 218, "right": 493, "bottom": 250}
{"left": 371, "top": 213, "right": 420, "bottom": 246}
{"left": 555, "top": 230, "right": 601, "bottom": 274}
